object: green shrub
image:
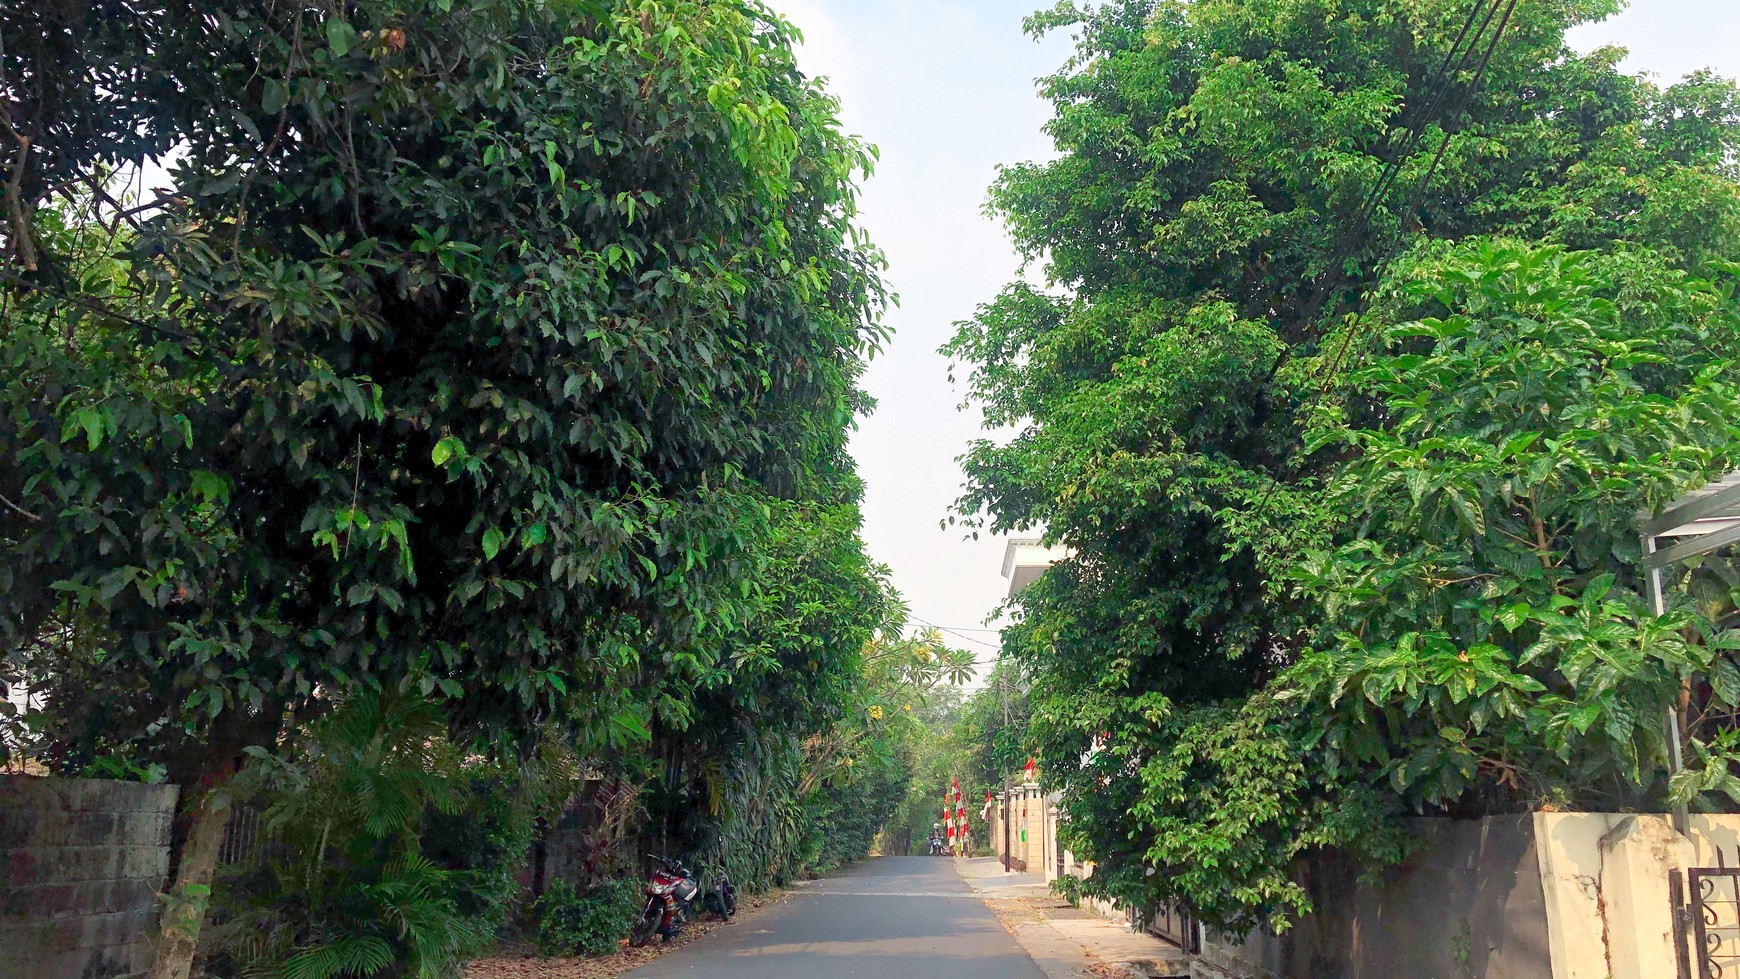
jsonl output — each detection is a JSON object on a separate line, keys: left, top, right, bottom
{"left": 201, "top": 692, "right": 575, "bottom": 978}
{"left": 533, "top": 878, "right": 645, "bottom": 958}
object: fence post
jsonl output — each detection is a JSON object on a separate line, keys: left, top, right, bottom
{"left": 1671, "top": 869, "right": 1693, "bottom": 979}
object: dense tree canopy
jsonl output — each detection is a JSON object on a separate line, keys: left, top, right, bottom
{"left": 947, "top": 0, "right": 1740, "bottom": 931}
{"left": 0, "top": 1, "right": 923, "bottom": 972}
{"left": 3, "top": 0, "right": 885, "bottom": 777}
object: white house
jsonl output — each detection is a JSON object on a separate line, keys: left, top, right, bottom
{"left": 1000, "top": 537, "right": 1071, "bottom": 598}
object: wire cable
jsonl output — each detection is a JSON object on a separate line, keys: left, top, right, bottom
{"left": 909, "top": 616, "right": 1003, "bottom": 650}
{"left": 1315, "top": 0, "right": 1521, "bottom": 388}
{"left": 1261, "top": 0, "right": 1507, "bottom": 386}
{"left": 1250, "top": 0, "right": 1519, "bottom": 509}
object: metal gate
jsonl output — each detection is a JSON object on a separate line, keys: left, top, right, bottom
{"left": 1148, "top": 900, "right": 1201, "bottom": 955}
{"left": 218, "top": 804, "right": 267, "bottom": 865}
{"left": 1674, "top": 850, "right": 1740, "bottom": 979}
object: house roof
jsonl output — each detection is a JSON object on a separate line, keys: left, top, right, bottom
{"left": 1001, "top": 538, "right": 1071, "bottom": 598}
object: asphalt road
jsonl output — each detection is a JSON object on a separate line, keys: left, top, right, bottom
{"left": 624, "top": 856, "right": 1048, "bottom": 979}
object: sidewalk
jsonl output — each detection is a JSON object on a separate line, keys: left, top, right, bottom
{"left": 954, "top": 858, "right": 1191, "bottom": 979}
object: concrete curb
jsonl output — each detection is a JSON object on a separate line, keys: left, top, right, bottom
{"left": 952, "top": 858, "right": 1191, "bottom": 979}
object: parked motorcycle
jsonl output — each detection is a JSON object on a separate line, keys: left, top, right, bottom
{"left": 630, "top": 854, "right": 702, "bottom": 946}
{"left": 701, "top": 865, "right": 738, "bottom": 920}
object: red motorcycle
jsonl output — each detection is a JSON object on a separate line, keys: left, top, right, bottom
{"left": 629, "top": 854, "right": 702, "bottom": 946}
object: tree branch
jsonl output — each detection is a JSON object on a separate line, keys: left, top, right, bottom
{"left": 0, "top": 268, "right": 202, "bottom": 346}
{"left": 1, "top": 123, "right": 38, "bottom": 272}
{"left": 0, "top": 491, "right": 41, "bottom": 521}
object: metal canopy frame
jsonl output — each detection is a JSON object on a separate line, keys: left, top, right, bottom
{"left": 1639, "top": 470, "right": 1740, "bottom": 572}
{"left": 1636, "top": 469, "right": 1740, "bottom": 835}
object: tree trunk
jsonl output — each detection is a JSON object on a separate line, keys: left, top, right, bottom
{"left": 150, "top": 768, "right": 233, "bottom": 979}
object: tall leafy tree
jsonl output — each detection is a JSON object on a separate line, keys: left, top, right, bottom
{"left": 946, "top": 0, "right": 1740, "bottom": 930}
{"left": 2, "top": 1, "right": 887, "bottom": 971}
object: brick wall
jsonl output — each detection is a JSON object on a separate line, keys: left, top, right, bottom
{"left": 0, "top": 775, "right": 179, "bottom": 979}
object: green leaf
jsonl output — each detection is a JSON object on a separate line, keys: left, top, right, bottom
{"left": 262, "top": 78, "right": 289, "bottom": 115}
{"left": 609, "top": 708, "right": 651, "bottom": 744}
{"left": 189, "top": 470, "right": 229, "bottom": 504}
{"left": 1568, "top": 699, "right": 1604, "bottom": 735}
{"left": 67, "top": 406, "right": 108, "bottom": 451}
{"left": 482, "top": 528, "right": 505, "bottom": 561}
{"left": 1501, "top": 432, "right": 1541, "bottom": 458}
{"left": 1496, "top": 604, "right": 1531, "bottom": 632}
{"left": 1712, "top": 657, "right": 1740, "bottom": 706}
{"left": 326, "top": 18, "right": 358, "bottom": 57}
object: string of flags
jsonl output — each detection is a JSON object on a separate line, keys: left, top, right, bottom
{"left": 956, "top": 775, "right": 968, "bottom": 844}
{"left": 937, "top": 759, "right": 1040, "bottom": 856}
{"left": 941, "top": 776, "right": 969, "bottom": 851}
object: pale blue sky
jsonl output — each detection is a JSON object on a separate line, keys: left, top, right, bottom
{"left": 767, "top": 0, "right": 1740, "bottom": 659}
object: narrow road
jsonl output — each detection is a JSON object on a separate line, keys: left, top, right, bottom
{"left": 625, "top": 856, "right": 1047, "bottom": 979}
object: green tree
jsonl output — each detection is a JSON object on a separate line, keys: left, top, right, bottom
{"left": 945, "top": 0, "right": 1740, "bottom": 931}
{"left": 2, "top": 1, "right": 887, "bottom": 971}
{"left": 640, "top": 498, "right": 894, "bottom": 890}
{"left": 953, "top": 658, "right": 1031, "bottom": 797}
{"left": 799, "top": 626, "right": 976, "bottom": 863}
{"left": 1289, "top": 243, "right": 1740, "bottom": 818}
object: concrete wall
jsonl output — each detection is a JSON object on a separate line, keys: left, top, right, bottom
{"left": 987, "top": 798, "right": 1568, "bottom": 976}
{"left": 0, "top": 775, "right": 178, "bottom": 979}
{"left": 984, "top": 786, "right": 1739, "bottom": 979}
{"left": 985, "top": 783, "right": 1052, "bottom": 874}
{"left": 1199, "top": 817, "right": 1551, "bottom": 979}
{"left": 1532, "top": 812, "right": 1740, "bottom": 979}
{"left": 1191, "top": 812, "right": 1740, "bottom": 979}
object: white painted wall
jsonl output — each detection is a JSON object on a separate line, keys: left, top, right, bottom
{"left": 1535, "top": 812, "right": 1740, "bottom": 979}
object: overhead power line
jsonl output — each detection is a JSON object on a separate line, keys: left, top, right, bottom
{"left": 909, "top": 617, "right": 1003, "bottom": 650}
{"left": 1316, "top": 0, "right": 1522, "bottom": 387}
{"left": 1265, "top": 0, "right": 1516, "bottom": 384}
{"left": 1249, "top": 0, "right": 1521, "bottom": 511}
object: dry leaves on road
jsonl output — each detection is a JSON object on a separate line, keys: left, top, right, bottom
{"left": 465, "top": 892, "right": 786, "bottom": 979}
{"left": 984, "top": 896, "right": 1048, "bottom": 930}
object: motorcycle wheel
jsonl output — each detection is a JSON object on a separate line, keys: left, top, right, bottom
{"left": 661, "top": 907, "right": 686, "bottom": 942}
{"left": 629, "top": 904, "right": 662, "bottom": 948}
{"left": 723, "top": 888, "right": 737, "bottom": 919}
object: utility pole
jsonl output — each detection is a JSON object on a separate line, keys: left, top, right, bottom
{"left": 1000, "top": 673, "right": 1012, "bottom": 874}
